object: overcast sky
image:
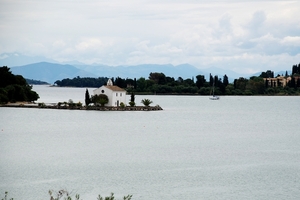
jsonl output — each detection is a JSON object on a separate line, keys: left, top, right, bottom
{"left": 1, "top": 0, "right": 300, "bottom": 74}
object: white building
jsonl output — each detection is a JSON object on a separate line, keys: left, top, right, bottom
{"left": 93, "top": 79, "right": 126, "bottom": 107}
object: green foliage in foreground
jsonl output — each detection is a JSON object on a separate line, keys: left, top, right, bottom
{"left": 2, "top": 191, "right": 132, "bottom": 200}
{"left": 0, "top": 66, "right": 39, "bottom": 103}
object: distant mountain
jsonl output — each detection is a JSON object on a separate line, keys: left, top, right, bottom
{"left": 10, "top": 62, "right": 96, "bottom": 84}
{"left": 1, "top": 52, "right": 292, "bottom": 83}
{"left": 9, "top": 61, "right": 249, "bottom": 84}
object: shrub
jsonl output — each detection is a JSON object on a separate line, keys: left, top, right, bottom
{"left": 77, "top": 101, "right": 82, "bottom": 107}
{"left": 129, "top": 101, "right": 135, "bottom": 107}
{"left": 91, "top": 94, "right": 109, "bottom": 107}
{"left": 38, "top": 102, "right": 46, "bottom": 107}
{"left": 141, "top": 98, "right": 153, "bottom": 106}
{"left": 68, "top": 99, "right": 76, "bottom": 107}
{"left": 120, "top": 102, "right": 125, "bottom": 108}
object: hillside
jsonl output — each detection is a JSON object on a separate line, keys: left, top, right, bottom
{"left": 10, "top": 62, "right": 95, "bottom": 84}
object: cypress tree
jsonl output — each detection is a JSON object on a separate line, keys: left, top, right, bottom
{"left": 130, "top": 92, "right": 135, "bottom": 103}
{"left": 223, "top": 74, "right": 229, "bottom": 87}
{"left": 209, "top": 73, "right": 213, "bottom": 86}
{"left": 292, "top": 65, "right": 297, "bottom": 75}
{"left": 85, "top": 89, "right": 91, "bottom": 106}
{"left": 129, "top": 92, "right": 135, "bottom": 107}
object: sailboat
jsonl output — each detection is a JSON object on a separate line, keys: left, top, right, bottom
{"left": 209, "top": 80, "right": 220, "bottom": 100}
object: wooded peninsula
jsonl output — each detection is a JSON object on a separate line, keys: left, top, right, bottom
{"left": 54, "top": 63, "right": 300, "bottom": 96}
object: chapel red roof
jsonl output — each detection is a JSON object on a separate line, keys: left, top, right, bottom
{"left": 105, "top": 85, "right": 125, "bottom": 91}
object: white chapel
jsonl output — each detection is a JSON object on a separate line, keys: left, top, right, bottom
{"left": 93, "top": 79, "right": 126, "bottom": 107}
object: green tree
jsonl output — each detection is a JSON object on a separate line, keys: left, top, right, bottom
{"left": 260, "top": 70, "right": 274, "bottom": 78}
{"left": 183, "top": 78, "right": 195, "bottom": 86}
{"left": 91, "top": 94, "right": 109, "bottom": 106}
{"left": 0, "top": 88, "right": 8, "bottom": 103}
{"left": 234, "top": 77, "right": 248, "bottom": 91}
{"left": 177, "top": 77, "right": 184, "bottom": 83}
{"left": 196, "top": 75, "right": 206, "bottom": 89}
{"left": 0, "top": 66, "right": 15, "bottom": 87}
{"left": 0, "top": 66, "right": 39, "bottom": 103}
{"left": 289, "top": 77, "right": 296, "bottom": 88}
{"left": 223, "top": 74, "right": 229, "bottom": 87}
{"left": 141, "top": 98, "right": 153, "bottom": 107}
{"left": 209, "top": 73, "right": 214, "bottom": 86}
{"left": 114, "top": 77, "right": 126, "bottom": 88}
{"left": 165, "top": 76, "right": 175, "bottom": 84}
{"left": 247, "top": 76, "right": 265, "bottom": 94}
{"left": 292, "top": 64, "right": 298, "bottom": 75}
{"left": 129, "top": 92, "right": 135, "bottom": 106}
{"left": 149, "top": 72, "right": 166, "bottom": 84}
{"left": 136, "top": 77, "right": 147, "bottom": 92}
{"left": 198, "top": 87, "right": 210, "bottom": 95}
{"left": 85, "top": 89, "right": 91, "bottom": 106}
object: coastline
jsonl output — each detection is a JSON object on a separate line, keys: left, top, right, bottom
{"left": 0, "top": 102, "right": 163, "bottom": 111}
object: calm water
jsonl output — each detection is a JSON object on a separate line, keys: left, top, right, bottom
{"left": 0, "top": 85, "right": 300, "bottom": 200}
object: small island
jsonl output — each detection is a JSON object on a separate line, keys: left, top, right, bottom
{"left": 2, "top": 102, "right": 163, "bottom": 111}
{"left": 0, "top": 66, "right": 162, "bottom": 111}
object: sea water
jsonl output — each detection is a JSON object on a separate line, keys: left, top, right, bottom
{"left": 0, "top": 85, "right": 299, "bottom": 200}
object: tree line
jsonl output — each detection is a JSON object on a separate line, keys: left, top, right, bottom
{"left": 0, "top": 66, "right": 40, "bottom": 103}
{"left": 54, "top": 76, "right": 109, "bottom": 87}
{"left": 55, "top": 63, "right": 300, "bottom": 95}
{"left": 26, "top": 78, "right": 49, "bottom": 85}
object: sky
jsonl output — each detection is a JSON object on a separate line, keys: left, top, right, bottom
{"left": 0, "top": 0, "right": 300, "bottom": 74}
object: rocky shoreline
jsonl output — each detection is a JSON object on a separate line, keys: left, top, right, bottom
{"left": 1, "top": 103, "right": 163, "bottom": 111}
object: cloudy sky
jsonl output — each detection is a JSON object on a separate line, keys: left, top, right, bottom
{"left": 1, "top": 0, "right": 300, "bottom": 74}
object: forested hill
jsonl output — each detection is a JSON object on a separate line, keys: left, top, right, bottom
{"left": 0, "top": 66, "right": 39, "bottom": 103}
{"left": 54, "top": 77, "right": 109, "bottom": 88}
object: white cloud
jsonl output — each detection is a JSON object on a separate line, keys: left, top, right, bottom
{"left": 0, "top": 0, "right": 300, "bottom": 73}
{"left": 281, "top": 36, "right": 300, "bottom": 46}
